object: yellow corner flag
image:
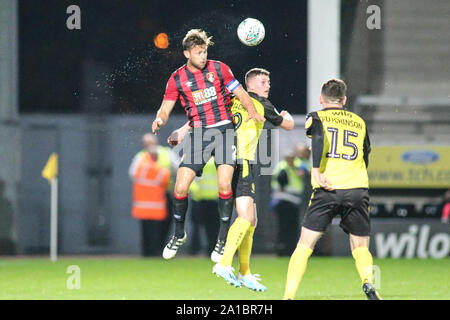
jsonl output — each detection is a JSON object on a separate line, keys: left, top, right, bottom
{"left": 42, "top": 153, "right": 58, "bottom": 183}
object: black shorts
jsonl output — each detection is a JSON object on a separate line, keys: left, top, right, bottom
{"left": 302, "top": 188, "right": 370, "bottom": 236}
{"left": 232, "top": 159, "right": 258, "bottom": 199}
{"left": 179, "top": 122, "right": 236, "bottom": 177}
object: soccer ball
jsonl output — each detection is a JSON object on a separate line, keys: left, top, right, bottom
{"left": 237, "top": 18, "right": 265, "bottom": 46}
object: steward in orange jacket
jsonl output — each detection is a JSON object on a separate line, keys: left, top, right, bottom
{"left": 129, "top": 150, "right": 170, "bottom": 220}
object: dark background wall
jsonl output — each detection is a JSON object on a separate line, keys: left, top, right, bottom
{"left": 15, "top": 0, "right": 309, "bottom": 256}
{"left": 19, "top": 0, "right": 307, "bottom": 115}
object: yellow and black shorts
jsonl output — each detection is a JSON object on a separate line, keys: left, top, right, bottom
{"left": 232, "top": 159, "right": 258, "bottom": 199}
{"left": 302, "top": 188, "right": 370, "bottom": 236}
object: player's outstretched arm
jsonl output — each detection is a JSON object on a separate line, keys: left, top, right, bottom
{"left": 279, "top": 110, "right": 294, "bottom": 130}
{"left": 233, "top": 86, "right": 265, "bottom": 123}
{"left": 152, "top": 100, "right": 176, "bottom": 134}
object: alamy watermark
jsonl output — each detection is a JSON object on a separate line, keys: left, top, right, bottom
{"left": 171, "top": 127, "right": 280, "bottom": 175}
{"left": 366, "top": 4, "right": 381, "bottom": 30}
{"left": 66, "top": 265, "right": 81, "bottom": 290}
{"left": 66, "top": 5, "right": 81, "bottom": 30}
{"left": 372, "top": 265, "right": 381, "bottom": 290}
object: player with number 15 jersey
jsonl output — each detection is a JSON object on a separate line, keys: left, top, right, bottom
{"left": 283, "top": 79, "right": 381, "bottom": 301}
{"left": 305, "top": 107, "right": 371, "bottom": 190}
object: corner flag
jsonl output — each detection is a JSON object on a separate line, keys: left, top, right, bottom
{"left": 42, "top": 153, "right": 58, "bottom": 182}
{"left": 42, "top": 152, "right": 59, "bottom": 261}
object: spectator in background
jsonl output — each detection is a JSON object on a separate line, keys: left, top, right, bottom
{"left": 294, "top": 143, "right": 313, "bottom": 218}
{"left": 188, "top": 157, "right": 219, "bottom": 256}
{"left": 128, "top": 133, "right": 173, "bottom": 257}
{"left": 441, "top": 189, "right": 450, "bottom": 223}
{"left": 271, "top": 150, "right": 309, "bottom": 256}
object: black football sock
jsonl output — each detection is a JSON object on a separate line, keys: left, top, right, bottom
{"left": 217, "top": 190, "right": 234, "bottom": 242}
{"left": 173, "top": 193, "right": 189, "bottom": 238}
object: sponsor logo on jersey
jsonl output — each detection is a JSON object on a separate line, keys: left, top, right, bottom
{"left": 192, "top": 86, "right": 218, "bottom": 105}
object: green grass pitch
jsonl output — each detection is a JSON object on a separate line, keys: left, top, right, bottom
{"left": 0, "top": 256, "right": 448, "bottom": 300}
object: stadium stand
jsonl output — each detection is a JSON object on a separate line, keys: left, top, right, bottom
{"left": 392, "top": 203, "right": 418, "bottom": 219}
{"left": 343, "top": 0, "right": 450, "bottom": 220}
{"left": 421, "top": 203, "right": 443, "bottom": 219}
{"left": 369, "top": 203, "right": 391, "bottom": 218}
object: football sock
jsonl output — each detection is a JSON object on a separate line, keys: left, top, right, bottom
{"left": 283, "top": 244, "right": 313, "bottom": 300}
{"left": 217, "top": 190, "right": 234, "bottom": 242}
{"left": 238, "top": 225, "right": 255, "bottom": 276}
{"left": 173, "top": 192, "right": 189, "bottom": 238}
{"left": 352, "top": 246, "right": 373, "bottom": 285}
{"left": 220, "top": 217, "right": 251, "bottom": 267}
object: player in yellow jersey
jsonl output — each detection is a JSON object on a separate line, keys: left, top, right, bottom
{"left": 283, "top": 79, "right": 382, "bottom": 300}
{"left": 168, "top": 68, "right": 294, "bottom": 290}
{"left": 212, "top": 68, "right": 294, "bottom": 291}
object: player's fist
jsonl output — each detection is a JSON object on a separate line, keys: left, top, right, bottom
{"left": 167, "top": 130, "right": 179, "bottom": 146}
{"left": 281, "top": 110, "right": 293, "bottom": 120}
{"left": 152, "top": 118, "right": 163, "bottom": 133}
{"left": 167, "top": 128, "right": 187, "bottom": 146}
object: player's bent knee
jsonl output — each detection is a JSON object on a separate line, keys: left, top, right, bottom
{"left": 174, "top": 183, "right": 189, "bottom": 197}
{"left": 298, "top": 227, "right": 323, "bottom": 250}
{"left": 349, "top": 234, "right": 370, "bottom": 251}
{"left": 174, "top": 168, "right": 196, "bottom": 196}
{"left": 217, "top": 181, "right": 232, "bottom": 194}
{"left": 237, "top": 212, "right": 256, "bottom": 225}
{"left": 217, "top": 165, "right": 234, "bottom": 187}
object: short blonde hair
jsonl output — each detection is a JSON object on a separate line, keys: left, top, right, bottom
{"left": 182, "top": 29, "right": 214, "bottom": 50}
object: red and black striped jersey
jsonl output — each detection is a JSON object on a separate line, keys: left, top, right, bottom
{"left": 163, "top": 60, "right": 241, "bottom": 128}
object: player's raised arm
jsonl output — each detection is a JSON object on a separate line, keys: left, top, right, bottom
{"left": 232, "top": 85, "right": 265, "bottom": 123}
{"left": 152, "top": 100, "right": 176, "bottom": 134}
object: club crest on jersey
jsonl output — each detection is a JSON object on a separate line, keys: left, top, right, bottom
{"left": 206, "top": 72, "right": 215, "bottom": 83}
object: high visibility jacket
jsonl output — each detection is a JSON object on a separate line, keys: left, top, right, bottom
{"left": 190, "top": 157, "right": 218, "bottom": 201}
{"left": 157, "top": 146, "right": 174, "bottom": 191}
{"left": 271, "top": 159, "right": 308, "bottom": 205}
{"left": 129, "top": 151, "right": 170, "bottom": 220}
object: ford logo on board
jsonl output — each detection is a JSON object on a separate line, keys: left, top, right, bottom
{"left": 401, "top": 150, "right": 440, "bottom": 165}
